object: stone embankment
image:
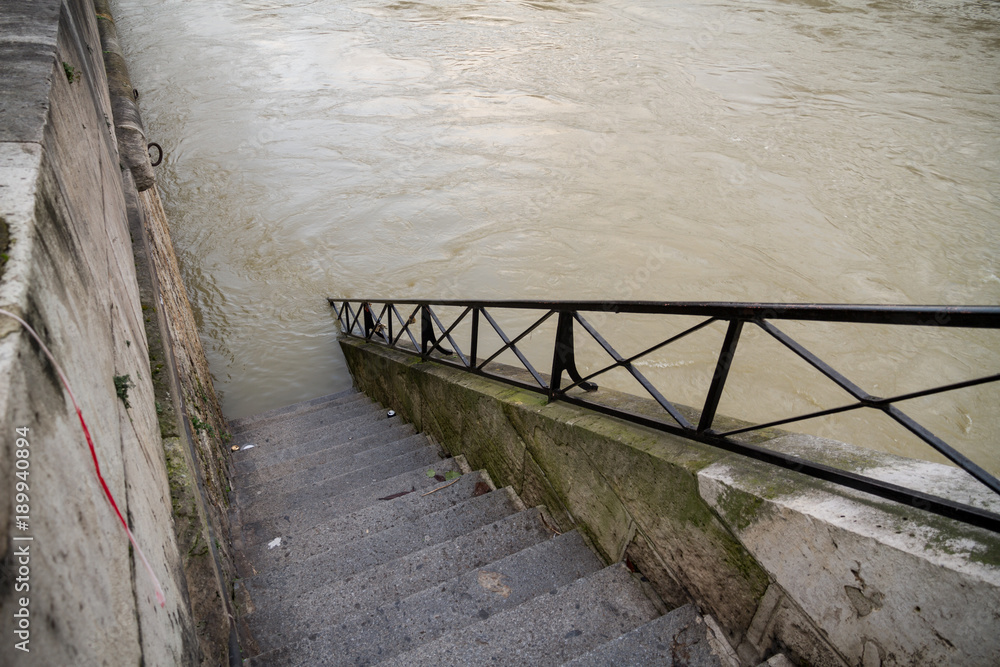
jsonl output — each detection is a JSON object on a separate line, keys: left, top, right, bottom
{"left": 4, "top": 2, "right": 997, "bottom": 666}
{"left": 1, "top": 1, "right": 235, "bottom": 663}
{"left": 342, "top": 337, "right": 1000, "bottom": 667}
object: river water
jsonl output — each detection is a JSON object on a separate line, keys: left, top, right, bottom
{"left": 112, "top": 0, "right": 999, "bottom": 476}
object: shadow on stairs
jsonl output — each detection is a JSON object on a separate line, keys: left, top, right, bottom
{"left": 227, "top": 388, "right": 746, "bottom": 666}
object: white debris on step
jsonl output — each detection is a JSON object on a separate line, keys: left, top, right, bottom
{"left": 267, "top": 537, "right": 282, "bottom": 549}
{"left": 241, "top": 444, "right": 256, "bottom": 450}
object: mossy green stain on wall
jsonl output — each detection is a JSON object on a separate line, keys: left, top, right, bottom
{"left": 340, "top": 338, "right": 772, "bottom": 641}
{"left": 0, "top": 215, "right": 9, "bottom": 281}
{"left": 722, "top": 534, "right": 771, "bottom": 592}
{"left": 857, "top": 495, "right": 1000, "bottom": 568}
{"left": 715, "top": 487, "right": 769, "bottom": 532}
{"left": 969, "top": 542, "right": 1000, "bottom": 568}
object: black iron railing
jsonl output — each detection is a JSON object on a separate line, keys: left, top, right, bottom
{"left": 328, "top": 298, "right": 1000, "bottom": 533}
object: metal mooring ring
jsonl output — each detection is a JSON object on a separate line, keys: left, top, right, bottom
{"left": 147, "top": 142, "right": 163, "bottom": 167}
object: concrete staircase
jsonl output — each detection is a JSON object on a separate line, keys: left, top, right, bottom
{"left": 228, "top": 389, "right": 735, "bottom": 666}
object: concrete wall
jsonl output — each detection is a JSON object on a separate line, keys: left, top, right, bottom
{"left": 342, "top": 338, "right": 1000, "bottom": 667}
{"left": 132, "top": 184, "right": 238, "bottom": 665}
{"left": 103, "top": 0, "right": 238, "bottom": 654}
{"left": 0, "top": 1, "right": 231, "bottom": 663}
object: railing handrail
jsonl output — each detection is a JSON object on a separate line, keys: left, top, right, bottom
{"left": 341, "top": 299, "right": 1000, "bottom": 327}
{"left": 329, "top": 297, "right": 1000, "bottom": 533}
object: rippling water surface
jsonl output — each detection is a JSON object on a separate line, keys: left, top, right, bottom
{"left": 112, "top": 0, "right": 999, "bottom": 475}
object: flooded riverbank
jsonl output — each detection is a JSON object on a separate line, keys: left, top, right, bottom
{"left": 113, "top": 0, "right": 999, "bottom": 473}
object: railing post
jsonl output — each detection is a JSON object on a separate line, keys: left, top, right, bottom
{"left": 387, "top": 302, "right": 393, "bottom": 344}
{"left": 698, "top": 319, "right": 744, "bottom": 432}
{"left": 363, "top": 302, "right": 375, "bottom": 340}
{"left": 470, "top": 308, "right": 480, "bottom": 367}
{"left": 550, "top": 312, "right": 569, "bottom": 397}
{"left": 550, "top": 311, "right": 597, "bottom": 399}
{"left": 421, "top": 305, "right": 432, "bottom": 357}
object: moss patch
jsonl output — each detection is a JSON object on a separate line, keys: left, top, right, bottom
{"left": 716, "top": 487, "right": 770, "bottom": 532}
{"left": 0, "top": 215, "right": 9, "bottom": 282}
{"left": 857, "top": 495, "right": 1000, "bottom": 567}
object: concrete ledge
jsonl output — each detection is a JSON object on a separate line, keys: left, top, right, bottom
{"left": 341, "top": 338, "right": 1000, "bottom": 666}
{"left": 699, "top": 449, "right": 1000, "bottom": 666}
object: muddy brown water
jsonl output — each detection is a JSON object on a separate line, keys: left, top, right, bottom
{"left": 112, "top": 0, "right": 999, "bottom": 478}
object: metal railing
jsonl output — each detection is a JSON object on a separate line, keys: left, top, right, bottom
{"left": 329, "top": 298, "right": 1000, "bottom": 533}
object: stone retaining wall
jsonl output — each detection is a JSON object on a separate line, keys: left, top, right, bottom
{"left": 0, "top": 1, "right": 232, "bottom": 663}
{"left": 342, "top": 337, "right": 1000, "bottom": 666}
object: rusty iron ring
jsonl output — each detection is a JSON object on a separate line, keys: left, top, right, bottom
{"left": 147, "top": 142, "right": 163, "bottom": 167}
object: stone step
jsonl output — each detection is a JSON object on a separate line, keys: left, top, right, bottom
{"left": 243, "top": 507, "right": 553, "bottom": 665}
{"left": 233, "top": 421, "right": 416, "bottom": 480}
{"left": 236, "top": 447, "right": 446, "bottom": 528}
{"left": 242, "top": 470, "right": 493, "bottom": 572}
{"left": 232, "top": 391, "right": 684, "bottom": 667}
{"left": 229, "top": 389, "right": 362, "bottom": 434}
{"left": 231, "top": 399, "right": 383, "bottom": 449}
{"left": 233, "top": 432, "right": 430, "bottom": 503}
{"left": 252, "top": 529, "right": 604, "bottom": 663}
{"left": 236, "top": 398, "right": 385, "bottom": 446}
{"left": 270, "top": 508, "right": 554, "bottom": 636}
{"left": 563, "top": 604, "right": 727, "bottom": 667}
{"left": 231, "top": 392, "right": 374, "bottom": 442}
{"left": 243, "top": 488, "right": 524, "bottom": 621}
{"left": 236, "top": 458, "right": 462, "bottom": 549}
{"left": 376, "top": 564, "right": 660, "bottom": 667}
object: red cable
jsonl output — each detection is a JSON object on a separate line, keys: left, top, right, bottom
{"left": 1, "top": 308, "right": 166, "bottom": 607}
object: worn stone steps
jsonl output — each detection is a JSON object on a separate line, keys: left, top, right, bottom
{"left": 230, "top": 389, "right": 733, "bottom": 666}
{"left": 376, "top": 565, "right": 661, "bottom": 666}
{"left": 235, "top": 431, "right": 429, "bottom": 500}
{"left": 241, "top": 399, "right": 384, "bottom": 443}
{"left": 254, "top": 530, "right": 604, "bottom": 664}
{"left": 229, "top": 388, "right": 363, "bottom": 433}
{"left": 237, "top": 460, "right": 462, "bottom": 548}
{"left": 234, "top": 421, "right": 416, "bottom": 480}
{"left": 243, "top": 508, "right": 554, "bottom": 654}
{"left": 236, "top": 447, "right": 445, "bottom": 527}
{"left": 232, "top": 399, "right": 384, "bottom": 450}
{"left": 232, "top": 391, "right": 374, "bottom": 436}
{"left": 232, "top": 410, "right": 406, "bottom": 473}
{"left": 242, "top": 469, "right": 495, "bottom": 570}
{"left": 563, "top": 603, "right": 724, "bottom": 666}
{"left": 243, "top": 488, "right": 526, "bottom": 621}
